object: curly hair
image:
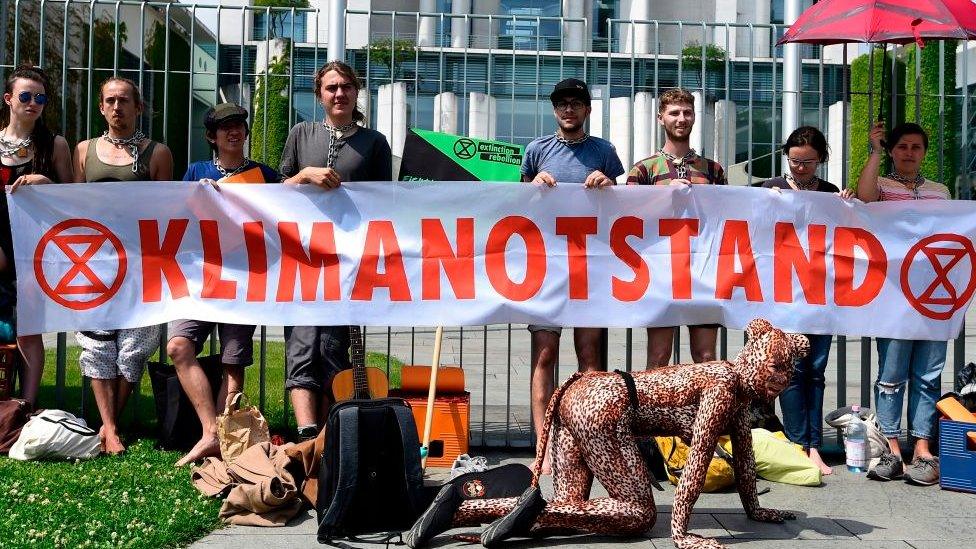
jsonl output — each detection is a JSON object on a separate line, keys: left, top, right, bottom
{"left": 658, "top": 88, "right": 695, "bottom": 112}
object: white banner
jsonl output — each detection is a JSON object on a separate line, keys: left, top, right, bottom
{"left": 8, "top": 181, "right": 976, "bottom": 340}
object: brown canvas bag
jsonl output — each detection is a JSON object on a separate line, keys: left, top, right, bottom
{"left": 216, "top": 392, "right": 269, "bottom": 464}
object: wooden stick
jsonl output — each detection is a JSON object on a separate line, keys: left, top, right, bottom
{"left": 421, "top": 326, "right": 444, "bottom": 470}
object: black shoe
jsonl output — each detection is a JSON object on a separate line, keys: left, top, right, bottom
{"left": 480, "top": 486, "right": 545, "bottom": 548}
{"left": 405, "top": 483, "right": 462, "bottom": 548}
{"left": 296, "top": 425, "right": 319, "bottom": 442}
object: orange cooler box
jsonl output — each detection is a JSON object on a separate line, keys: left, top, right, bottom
{"left": 394, "top": 391, "right": 470, "bottom": 468}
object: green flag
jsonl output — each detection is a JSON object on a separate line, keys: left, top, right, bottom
{"left": 399, "top": 128, "right": 523, "bottom": 182}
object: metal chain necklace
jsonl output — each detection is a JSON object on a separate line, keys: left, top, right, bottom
{"left": 324, "top": 121, "right": 356, "bottom": 168}
{"left": 660, "top": 148, "right": 698, "bottom": 179}
{"left": 213, "top": 156, "right": 251, "bottom": 178}
{"left": 554, "top": 131, "right": 588, "bottom": 146}
{"left": 0, "top": 129, "right": 32, "bottom": 158}
{"left": 785, "top": 172, "right": 820, "bottom": 191}
{"left": 102, "top": 129, "right": 146, "bottom": 174}
{"left": 887, "top": 171, "right": 925, "bottom": 200}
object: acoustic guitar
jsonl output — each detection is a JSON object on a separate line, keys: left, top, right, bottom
{"left": 332, "top": 326, "right": 389, "bottom": 401}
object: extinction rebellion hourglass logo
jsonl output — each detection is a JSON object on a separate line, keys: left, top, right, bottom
{"left": 34, "top": 219, "right": 128, "bottom": 310}
{"left": 900, "top": 234, "right": 976, "bottom": 320}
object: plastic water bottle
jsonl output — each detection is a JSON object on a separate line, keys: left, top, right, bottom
{"left": 844, "top": 405, "right": 868, "bottom": 473}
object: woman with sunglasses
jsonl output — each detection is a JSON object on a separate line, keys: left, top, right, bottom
{"left": 758, "top": 126, "right": 853, "bottom": 476}
{"left": 1, "top": 65, "right": 73, "bottom": 409}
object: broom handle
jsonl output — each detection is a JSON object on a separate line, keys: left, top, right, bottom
{"left": 421, "top": 326, "right": 444, "bottom": 469}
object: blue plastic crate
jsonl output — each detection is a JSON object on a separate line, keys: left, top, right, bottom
{"left": 939, "top": 419, "right": 976, "bottom": 494}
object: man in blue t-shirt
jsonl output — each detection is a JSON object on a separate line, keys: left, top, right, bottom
{"left": 521, "top": 78, "right": 624, "bottom": 467}
{"left": 172, "top": 103, "right": 279, "bottom": 467}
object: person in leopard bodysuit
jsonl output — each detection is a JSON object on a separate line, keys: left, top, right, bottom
{"left": 405, "top": 318, "right": 809, "bottom": 549}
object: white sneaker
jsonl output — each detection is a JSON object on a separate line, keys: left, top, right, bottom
{"left": 449, "top": 454, "right": 488, "bottom": 479}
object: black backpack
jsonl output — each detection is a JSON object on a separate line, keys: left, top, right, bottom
{"left": 147, "top": 356, "right": 222, "bottom": 450}
{"left": 316, "top": 398, "right": 426, "bottom": 542}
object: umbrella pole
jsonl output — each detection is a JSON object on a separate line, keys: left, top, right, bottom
{"left": 878, "top": 43, "right": 887, "bottom": 122}
{"left": 420, "top": 326, "right": 444, "bottom": 470}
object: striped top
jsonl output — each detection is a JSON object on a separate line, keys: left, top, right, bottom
{"left": 626, "top": 152, "right": 727, "bottom": 186}
{"left": 878, "top": 176, "right": 949, "bottom": 201}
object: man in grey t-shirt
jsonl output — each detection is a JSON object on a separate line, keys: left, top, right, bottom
{"left": 522, "top": 78, "right": 624, "bottom": 467}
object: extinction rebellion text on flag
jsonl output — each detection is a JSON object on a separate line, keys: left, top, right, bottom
{"left": 8, "top": 181, "right": 976, "bottom": 340}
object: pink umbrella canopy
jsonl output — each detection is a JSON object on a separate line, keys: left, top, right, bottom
{"left": 777, "top": 0, "right": 976, "bottom": 47}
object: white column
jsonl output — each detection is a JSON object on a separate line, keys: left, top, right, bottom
{"left": 327, "top": 0, "right": 346, "bottom": 62}
{"left": 827, "top": 100, "right": 846, "bottom": 185}
{"left": 468, "top": 92, "right": 496, "bottom": 140}
{"left": 608, "top": 97, "right": 634, "bottom": 182}
{"left": 451, "top": 0, "right": 471, "bottom": 49}
{"left": 620, "top": 0, "right": 652, "bottom": 55}
{"left": 713, "top": 0, "right": 737, "bottom": 58}
{"left": 378, "top": 82, "right": 408, "bottom": 158}
{"left": 433, "top": 92, "right": 458, "bottom": 134}
{"left": 589, "top": 99, "right": 605, "bottom": 139}
{"left": 561, "top": 0, "right": 585, "bottom": 52}
{"left": 633, "top": 92, "right": 658, "bottom": 161}
{"left": 690, "top": 91, "right": 714, "bottom": 157}
{"left": 753, "top": 0, "right": 772, "bottom": 59}
{"left": 417, "top": 0, "right": 437, "bottom": 47}
{"left": 781, "top": 0, "right": 803, "bottom": 175}
{"left": 713, "top": 99, "right": 737, "bottom": 172}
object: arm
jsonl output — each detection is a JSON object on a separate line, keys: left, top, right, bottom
{"left": 729, "top": 408, "right": 795, "bottom": 522}
{"left": 856, "top": 121, "right": 885, "bottom": 203}
{"left": 72, "top": 141, "right": 88, "bottom": 183}
{"left": 150, "top": 143, "right": 174, "bottom": 181}
{"left": 52, "top": 135, "right": 74, "bottom": 183}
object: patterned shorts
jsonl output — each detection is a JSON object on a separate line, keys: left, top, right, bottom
{"left": 76, "top": 325, "right": 162, "bottom": 383}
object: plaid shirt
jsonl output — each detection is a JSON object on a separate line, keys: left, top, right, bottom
{"left": 626, "top": 152, "right": 727, "bottom": 186}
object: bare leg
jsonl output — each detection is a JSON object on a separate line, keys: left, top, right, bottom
{"left": 91, "top": 377, "right": 125, "bottom": 454}
{"left": 216, "top": 364, "right": 246, "bottom": 412}
{"left": 530, "top": 329, "right": 559, "bottom": 473}
{"left": 17, "top": 334, "right": 44, "bottom": 407}
{"left": 688, "top": 326, "right": 718, "bottom": 363}
{"left": 646, "top": 327, "right": 675, "bottom": 369}
{"left": 807, "top": 448, "right": 833, "bottom": 475}
{"left": 169, "top": 337, "right": 220, "bottom": 466}
{"left": 290, "top": 387, "right": 319, "bottom": 428}
{"left": 914, "top": 438, "right": 935, "bottom": 460}
{"left": 572, "top": 328, "right": 604, "bottom": 372}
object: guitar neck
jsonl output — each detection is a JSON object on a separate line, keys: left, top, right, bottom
{"left": 349, "top": 325, "right": 369, "bottom": 399}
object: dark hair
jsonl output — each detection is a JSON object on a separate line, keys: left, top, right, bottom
{"left": 98, "top": 76, "right": 143, "bottom": 107}
{"left": 205, "top": 122, "right": 250, "bottom": 153}
{"left": 782, "top": 125, "right": 829, "bottom": 163}
{"left": 885, "top": 122, "right": 928, "bottom": 152}
{"left": 1, "top": 65, "right": 57, "bottom": 179}
{"left": 313, "top": 60, "right": 366, "bottom": 124}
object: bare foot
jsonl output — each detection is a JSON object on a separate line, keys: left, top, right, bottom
{"left": 175, "top": 435, "right": 220, "bottom": 467}
{"left": 103, "top": 433, "right": 126, "bottom": 455}
{"left": 98, "top": 426, "right": 107, "bottom": 453}
{"left": 808, "top": 448, "right": 833, "bottom": 476}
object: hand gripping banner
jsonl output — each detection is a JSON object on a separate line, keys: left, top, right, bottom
{"left": 8, "top": 181, "right": 976, "bottom": 340}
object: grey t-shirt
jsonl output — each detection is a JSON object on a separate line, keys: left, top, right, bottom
{"left": 521, "top": 134, "right": 625, "bottom": 184}
{"left": 279, "top": 121, "right": 393, "bottom": 182}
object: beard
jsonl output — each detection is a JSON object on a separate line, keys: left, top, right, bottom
{"left": 664, "top": 126, "right": 691, "bottom": 144}
{"left": 558, "top": 119, "right": 584, "bottom": 134}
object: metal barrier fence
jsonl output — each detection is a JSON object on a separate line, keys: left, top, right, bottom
{"left": 2, "top": 1, "right": 974, "bottom": 448}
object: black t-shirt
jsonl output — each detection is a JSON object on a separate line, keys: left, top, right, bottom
{"left": 0, "top": 161, "right": 37, "bottom": 280}
{"left": 758, "top": 176, "right": 840, "bottom": 194}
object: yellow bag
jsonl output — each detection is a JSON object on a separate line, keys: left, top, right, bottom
{"left": 718, "top": 429, "right": 821, "bottom": 486}
{"left": 216, "top": 392, "right": 270, "bottom": 464}
{"left": 655, "top": 436, "right": 735, "bottom": 492}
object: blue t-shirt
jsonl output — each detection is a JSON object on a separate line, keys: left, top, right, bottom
{"left": 520, "top": 134, "right": 625, "bottom": 184}
{"left": 183, "top": 160, "right": 280, "bottom": 183}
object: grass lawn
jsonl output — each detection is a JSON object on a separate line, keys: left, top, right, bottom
{"left": 1, "top": 339, "right": 403, "bottom": 548}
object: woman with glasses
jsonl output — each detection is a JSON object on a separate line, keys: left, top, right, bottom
{"left": 1, "top": 65, "right": 73, "bottom": 409}
{"left": 758, "top": 126, "right": 853, "bottom": 476}
{"left": 855, "top": 121, "right": 949, "bottom": 486}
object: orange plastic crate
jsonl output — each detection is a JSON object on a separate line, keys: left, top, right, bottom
{"left": 396, "top": 392, "right": 470, "bottom": 468}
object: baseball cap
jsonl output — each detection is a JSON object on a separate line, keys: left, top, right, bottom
{"left": 549, "top": 78, "right": 591, "bottom": 105}
{"left": 204, "top": 103, "right": 248, "bottom": 130}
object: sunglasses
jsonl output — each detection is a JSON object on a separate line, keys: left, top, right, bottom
{"left": 17, "top": 91, "right": 48, "bottom": 105}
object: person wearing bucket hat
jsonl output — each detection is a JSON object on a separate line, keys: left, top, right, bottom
{"left": 521, "top": 77, "right": 625, "bottom": 472}
{"left": 171, "top": 102, "right": 280, "bottom": 467}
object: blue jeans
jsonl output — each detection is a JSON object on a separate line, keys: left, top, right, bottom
{"left": 873, "top": 338, "right": 947, "bottom": 440}
{"left": 779, "top": 333, "right": 832, "bottom": 449}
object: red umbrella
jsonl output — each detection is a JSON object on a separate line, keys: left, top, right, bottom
{"left": 777, "top": 0, "right": 976, "bottom": 47}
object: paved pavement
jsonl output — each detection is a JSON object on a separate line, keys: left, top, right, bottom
{"left": 192, "top": 450, "right": 976, "bottom": 549}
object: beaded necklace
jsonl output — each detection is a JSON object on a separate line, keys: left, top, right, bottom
{"left": 101, "top": 129, "right": 146, "bottom": 174}
{"left": 0, "top": 129, "right": 32, "bottom": 158}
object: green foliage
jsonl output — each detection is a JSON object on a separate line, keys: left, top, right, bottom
{"left": 144, "top": 20, "right": 191, "bottom": 174}
{"left": 368, "top": 38, "right": 416, "bottom": 79}
{"left": 253, "top": 0, "right": 309, "bottom": 39}
{"left": 87, "top": 18, "right": 130, "bottom": 137}
{"left": 681, "top": 41, "right": 728, "bottom": 73}
{"left": 848, "top": 47, "right": 905, "bottom": 187}
{"left": 905, "top": 42, "right": 957, "bottom": 193}
{"left": 251, "top": 52, "right": 291, "bottom": 171}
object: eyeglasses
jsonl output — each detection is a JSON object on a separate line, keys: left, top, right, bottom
{"left": 553, "top": 100, "right": 586, "bottom": 112}
{"left": 17, "top": 91, "right": 48, "bottom": 105}
{"left": 786, "top": 156, "right": 819, "bottom": 168}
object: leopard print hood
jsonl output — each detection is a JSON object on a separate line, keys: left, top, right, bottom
{"left": 734, "top": 318, "right": 810, "bottom": 401}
